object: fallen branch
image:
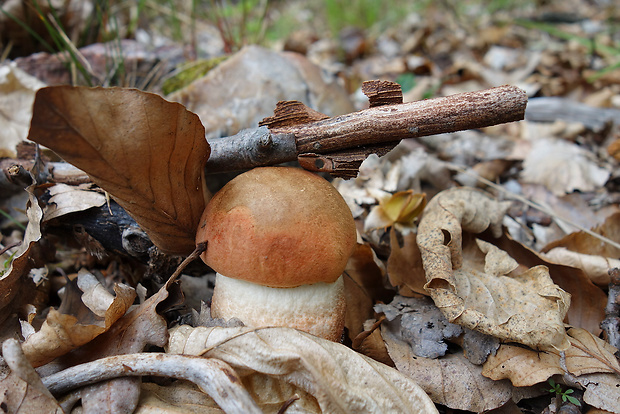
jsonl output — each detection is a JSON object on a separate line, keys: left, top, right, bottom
{"left": 207, "top": 83, "right": 527, "bottom": 178}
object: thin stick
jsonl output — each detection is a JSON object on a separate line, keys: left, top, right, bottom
{"left": 166, "top": 242, "right": 207, "bottom": 287}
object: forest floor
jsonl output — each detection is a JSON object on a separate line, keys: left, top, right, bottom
{"left": 1, "top": 0, "right": 620, "bottom": 413}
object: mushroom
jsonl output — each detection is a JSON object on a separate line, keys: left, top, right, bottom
{"left": 196, "top": 167, "right": 357, "bottom": 341}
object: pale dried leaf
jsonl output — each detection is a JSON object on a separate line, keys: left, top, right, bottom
{"left": 137, "top": 382, "right": 222, "bottom": 414}
{"left": 0, "top": 339, "right": 62, "bottom": 414}
{"left": 482, "top": 328, "right": 620, "bottom": 391}
{"left": 543, "top": 248, "right": 620, "bottom": 286}
{"left": 491, "top": 233, "right": 606, "bottom": 336}
{"left": 521, "top": 138, "right": 610, "bottom": 196}
{"left": 167, "top": 325, "right": 438, "bottom": 414}
{"left": 43, "top": 183, "right": 107, "bottom": 221}
{"left": 575, "top": 372, "right": 620, "bottom": 414}
{"left": 564, "top": 328, "right": 620, "bottom": 377}
{"left": 139, "top": 379, "right": 322, "bottom": 413}
{"left": 21, "top": 271, "right": 136, "bottom": 367}
{"left": 417, "top": 187, "right": 571, "bottom": 351}
{"left": 542, "top": 211, "right": 620, "bottom": 286}
{"left": 0, "top": 63, "right": 45, "bottom": 157}
{"left": 482, "top": 344, "right": 563, "bottom": 386}
{"left": 28, "top": 86, "right": 211, "bottom": 255}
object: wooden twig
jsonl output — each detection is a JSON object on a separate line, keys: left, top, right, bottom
{"left": 283, "top": 84, "right": 527, "bottom": 153}
{"left": 206, "top": 83, "right": 527, "bottom": 178}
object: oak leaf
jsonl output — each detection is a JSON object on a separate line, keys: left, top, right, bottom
{"left": 28, "top": 86, "right": 210, "bottom": 255}
{"left": 490, "top": 232, "right": 606, "bottom": 335}
{"left": 417, "top": 187, "right": 571, "bottom": 351}
{"left": 481, "top": 344, "right": 563, "bottom": 386}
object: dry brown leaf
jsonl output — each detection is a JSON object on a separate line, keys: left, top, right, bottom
{"left": 387, "top": 228, "right": 428, "bottom": 296}
{"left": 0, "top": 184, "right": 42, "bottom": 327}
{"left": 352, "top": 318, "right": 394, "bottom": 367}
{"left": 520, "top": 138, "right": 610, "bottom": 196}
{"left": 343, "top": 243, "right": 392, "bottom": 340}
{"left": 0, "top": 63, "right": 45, "bottom": 158}
{"left": 490, "top": 233, "right": 607, "bottom": 335}
{"left": 542, "top": 212, "right": 620, "bottom": 286}
{"left": 44, "top": 276, "right": 181, "bottom": 413}
{"left": 482, "top": 344, "right": 563, "bottom": 386}
{"left": 381, "top": 326, "right": 538, "bottom": 412}
{"left": 167, "top": 325, "right": 438, "bottom": 413}
{"left": 417, "top": 187, "right": 571, "bottom": 351}
{"left": 564, "top": 328, "right": 620, "bottom": 377}
{"left": 0, "top": 339, "right": 62, "bottom": 414}
{"left": 21, "top": 270, "right": 136, "bottom": 367}
{"left": 482, "top": 327, "right": 620, "bottom": 401}
{"left": 42, "top": 183, "right": 107, "bottom": 221}
{"left": 28, "top": 86, "right": 211, "bottom": 255}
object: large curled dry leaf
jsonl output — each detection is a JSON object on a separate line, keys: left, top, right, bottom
{"left": 27, "top": 86, "right": 211, "bottom": 255}
{"left": 417, "top": 187, "right": 571, "bottom": 351}
{"left": 167, "top": 325, "right": 438, "bottom": 413}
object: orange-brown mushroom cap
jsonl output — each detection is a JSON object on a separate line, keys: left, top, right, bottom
{"left": 196, "top": 167, "right": 357, "bottom": 288}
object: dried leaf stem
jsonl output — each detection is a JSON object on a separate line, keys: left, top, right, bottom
{"left": 40, "top": 352, "right": 262, "bottom": 413}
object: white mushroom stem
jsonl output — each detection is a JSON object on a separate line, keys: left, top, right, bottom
{"left": 211, "top": 274, "right": 346, "bottom": 342}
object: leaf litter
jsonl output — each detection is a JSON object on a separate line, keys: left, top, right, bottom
{"left": 1, "top": 0, "right": 620, "bottom": 413}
